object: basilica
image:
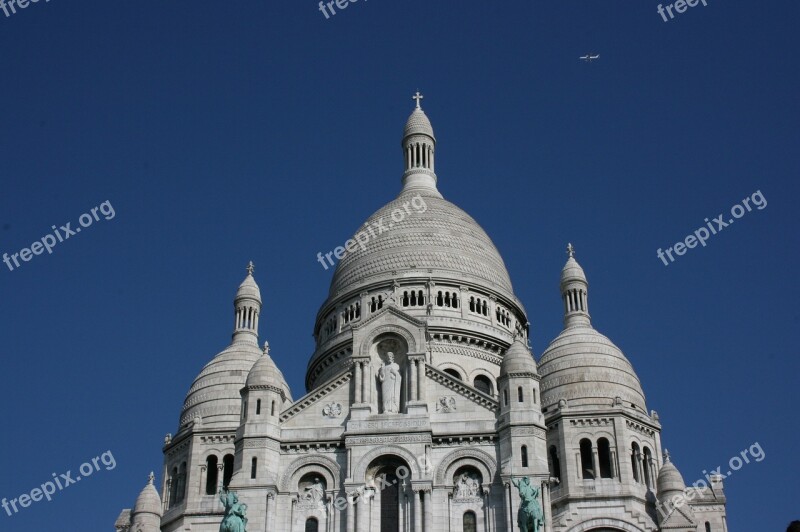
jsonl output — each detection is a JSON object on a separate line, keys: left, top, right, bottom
{"left": 116, "top": 97, "right": 729, "bottom": 532}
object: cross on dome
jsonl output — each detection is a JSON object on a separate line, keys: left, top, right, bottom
{"left": 412, "top": 91, "right": 424, "bottom": 109}
{"left": 566, "top": 243, "right": 575, "bottom": 258}
{"left": 246, "top": 261, "right": 255, "bottom": 275}
{"left": 148, "top": 472, "right": 155, "bottom": 485}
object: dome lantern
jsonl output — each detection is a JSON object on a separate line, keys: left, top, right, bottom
{"left": 233, "top": 261, "right": 262, "bottom": 344}
{"left": 401, "top": 92, "right": 441, "bottom": 197}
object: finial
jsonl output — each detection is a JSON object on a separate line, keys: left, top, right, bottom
{"left": 566, "top": 243, "right": 575, "bottom": 258}
{"left": 412, "top": 91, "right": 424, "bottom": 109}
{"left": 246, "top": 261, "right": 255, "bottom": 275}
{"left": 263, "top": 341, "right": 270, "bottom": 356}
{"left": 664, "top": 449, "right": 671, "bottom": 463}
{"left": 148, "top": 472, "right": 155, "bottom": 485}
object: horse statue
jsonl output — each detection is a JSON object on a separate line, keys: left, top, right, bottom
{"left": 512, "top": 477, "right": 543, "bottom": 532}
{"left": 219, "top": 485, "right": 248, "bottom": 532}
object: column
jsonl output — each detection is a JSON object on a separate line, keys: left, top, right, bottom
{"left": 398, "top": 484, "right": 406, "bottom": 532}
{"left": 361, "top": 361, "right": 368, "bottom": 403}
{"left": 365, "top": 362, "right": 372, "bottom": 406}
{"left": 354, "top": 361, "right": 362, "bottom": 404}
{"left": 636, "top": 452, "right": 644, "bottom": 485}
{"left": 504, "top": 482, "right": 513, "bottom": 532}
{"left": 346, "top": 492, "right": 356, "bottom": 532}
{"left": 198, "top": 465, "right": 206, "bottom": 495}
{"left": 482, "top": 487, "right": 491, "bottom": 532}
{"left": 413, "top": 489, "right": 423, "bottom": 532}
{"left": 417, "top": 356, "right": 425, "bottom": 401}
{"left": 610, "top": 449, "right": 618, "bottom": 479}
{"left": 542, "top": 481, "right": 552, "bottom": 532}
{"left": 265, "top": 492, "right": 273, "bottom": 532}
{"left": 591, "top": 446, "right": 600, "bottom": 480}
{"left": 410, "top": 359, "right": 418, "bottom": 401}
{"left": 423, "top": 489, "right": 432, "bottom": 532}
{"left": 357, "top": 490, "right": 369, "bottom": 532}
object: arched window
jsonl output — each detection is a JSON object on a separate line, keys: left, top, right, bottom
{"left": 463, "top": 511, "right": 477, "bottom": 532}
{"left": 631, "top": 443, "right": 641, "bottom": 483}
{"left": 470, "top": 297, "right": 476, "bottom": 312}
{"left": 705, "top": 523, "right": 712, "bottom": 532}
{"left": 206, "top": 455, "right": 218, "bottom": 495}
{"left": 437, "top": 291, "right": 443, "bottom": 306}
{"left": 532, "top": 387, "right": 538, "bottom": 404}
{"left": 598, "top": 438, "right": 613, "bottom": 478}
{"left": 271, "top": 400, "right": 276, "bottom": 416}
{"left": 580, "top": 439, "right": 594, "bottom": 479}
{"left": 305, "top": 517, "right": 319, "bottom": 532}
{"left": 223, "top": 454, "right": 234, "bottom": 488}
{"left": 643, "top": 447, "right": 653, "bottom": 488}
{"left": 473, "top": 375, "right": 493, "bottom": 395}
{"left": 176, "top": 462, "right": 187, "bottom": 503}
{"left": 549, "top": 445, "right": 561, "bottom": 480}
{"left": 444, "top": 368, "right": 462, "bottom": 380}
{"left": 452, "top": 293, "right": 459, "bottom": 308}
{"left": 517, "top": 386, "right": 524, "bottom": 402}
{"left": 403, "top": 291, "right": 410, "bottom": 306}
{"left": 256, "top": 399, "right": 261, "bottom": 415}
{"left": 521, "top": 445, "right": 529, "bottom": 467}
{"left": 251, "top": 457, "right": 258, "bottom": 479}
{"left": 169, "top": 466, "right": 178, "bottom": 506}
{"left": 503, "top": 389, "right": 509, "bottom": 406}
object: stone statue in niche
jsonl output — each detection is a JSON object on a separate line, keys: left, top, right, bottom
{"left": 454, "top": 472, "right": 481, "bottom": 499}
{"left": 378, "top": 352, "right": 402, "bottom": 413}
{"left": 301, "top": 477, "right": 325, "bottom": 505}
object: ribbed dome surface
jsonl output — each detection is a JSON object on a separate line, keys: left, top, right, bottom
{"left": 133, "top": 477, "right": 162, "bottom": 517}
{"left": 236, "top": 274, "right": 261, "bottom": 301}
{"left": 180, "top": 342, "right": 261, "bottom": 429}
{"left": 246, "top": 352, "right": 292, "bottom": 399}
{"left": 539, "top": 325, "right": 646, "bottom": 410}
{"left": 657, "top": 457, "right": 687, "bottom": 498}
{"left": 329, "top": 190, "right": 514, "bottom": 298}
{"left": 560, "top": 256, "right": 586, "bottom": 284}
{"left": 501, "top": 338, "right": 537, "bottom": 374}
{"left": 404, "top": 108, "right": 435, "bottom": 139}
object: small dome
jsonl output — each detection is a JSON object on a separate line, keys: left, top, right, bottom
{"left": 657, "top": 452, "right": 687, "bottom": 500}
{"left": 539, "top": 325, "right": 646, "bottom": 411}
{"left": 180, "top": 342, "right": 262, "bottom": 429}
{"left": 132, "top": 473, "right": 162, "bottom": 518}
{"left": 403, "top": 107, "right": 435, "bottom": 140}
{"left": 560, "top": 256, "right": 586, "bottom": 285}
{"left": 501, "top": 337, "right": 537, "bottom": 374}
{"left": 246, "top": 344, "right": 292, "bottom": 400}
{"left": 236, "top": 272, "right": 261, "bottom": 302}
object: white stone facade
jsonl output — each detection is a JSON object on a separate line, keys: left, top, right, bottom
{"left": 116, "top": 100, "right": 728, "bottom": 532}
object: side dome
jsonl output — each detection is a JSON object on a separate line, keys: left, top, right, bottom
{"left": 180, "top": 342, "right": 262, "bottom": 429}
{"left": 657, "top": 452, "right": 687, "bottom": 501}
{"left": 132, "top": 473, "right": 162, "bottom": 518}
{"left": 501, "top": 337, "right": 537, "bottom": 374}
{"left": 246, "top": 343, "right": 292, "bottom": 400}
{"left": 329, "top": 191, "right": 514, "bottom": 298}
{"left": 539, "top": 325, "right": 646, "bottom": 410}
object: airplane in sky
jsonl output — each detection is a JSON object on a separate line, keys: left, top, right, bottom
{"left": 579, "top": 54, "right": 600, "bottom": 62}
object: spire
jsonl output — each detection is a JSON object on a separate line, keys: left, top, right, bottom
{"left": 232, "top": 262, "right": 262, "bottom": 344}
{"left": 560, "top": 243, "right": 590, "bottom": 328}
{"left": 401, "top": 91, "right": 441, "bottom": 197}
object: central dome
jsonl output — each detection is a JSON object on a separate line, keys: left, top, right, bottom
{"left": 329, "top": 188, "right": 514, "bottom": 298}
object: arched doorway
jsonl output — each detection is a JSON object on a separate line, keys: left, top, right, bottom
{"left": 365, "top": 455, "right": 413, "bottom": 532}
{"left": 304, "top": 517, "right": 319, "bottom": 532}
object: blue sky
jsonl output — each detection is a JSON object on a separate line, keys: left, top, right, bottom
{"left": 0, "top": 0, "right": 797, "bottom": 529}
